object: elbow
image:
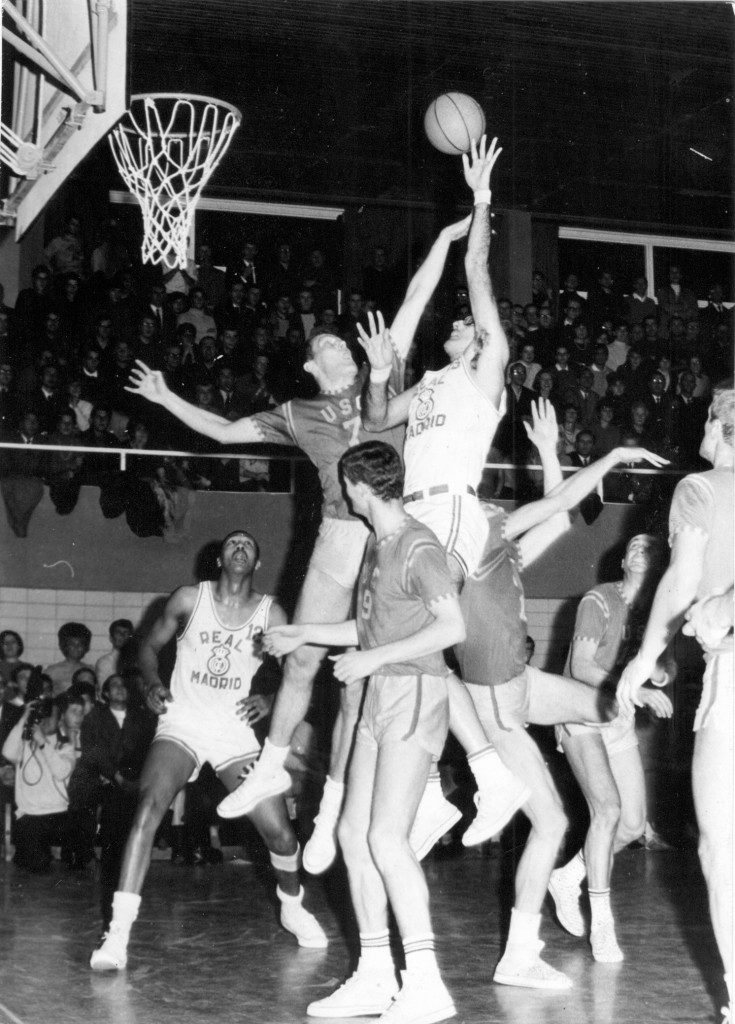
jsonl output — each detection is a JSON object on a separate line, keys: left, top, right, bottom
{"left": 363, "top": 415, "right": 386, "bottom": 434}
{"left": 451, "top": 622, "right": 467, "bottom": 647}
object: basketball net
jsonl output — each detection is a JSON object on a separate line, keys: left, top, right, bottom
{"left": 109, "top": 94, "right": 242, "bottom": 270}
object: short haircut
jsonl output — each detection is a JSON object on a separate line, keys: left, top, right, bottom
{"left": 58, "top": 621, "right": 92, "bottom": 653}
{"left": 711, "top": 378, "right": 735, "bottom": 447}
{"left": 55, "top": 689, "right": 86, "bottom": 715}
{"left": 0, "top": 629, "right": 23, "bottom": 656}
{"left": 577, "top": 429, "right": 595, "bottom": 443}
{"left": 339, "top": 441, "right": 404, "bottom": 501}
{"left": 101, "top": 673, "right": 128, "bottom": 701}
{"left": 110, "top": 619, "right": 133, "bottom": 637}
{"left": 69, "top": 677, "right": 96, "bottom": 703}
{"left": 91, "top": 403, "right": 112, "bottom": 419}
{"left": 221, "top": 530, "right": 260, "bottom": 561}
{"left": 10, "top": 662, "right": 33, "bottom": 684}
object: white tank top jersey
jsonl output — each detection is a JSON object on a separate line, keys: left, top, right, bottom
{"left": 169, "top": 582, "right": 273, "bottom": 721}
{"left": 403, "top": 359, "right": 503, "bottom": 494}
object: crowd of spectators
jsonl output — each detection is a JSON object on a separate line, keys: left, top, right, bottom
{"left": 486, "top": 265, "right": 732, "bottom": 501}
{"left": 0, "top": 616, "right": 253, "bottom": 905}
{"left": 0, "top": 216, "right": 732, "bottom": 535}
{"left": 0, "top": 221, "right": 410, "bottom": 535}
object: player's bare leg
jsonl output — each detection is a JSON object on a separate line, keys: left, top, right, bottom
{"left": 692, "top": 723, "right": 733, "bottom": 1011}
{"left": 553, "top": 733, "right": 623, "bottom": 961}
{"left": 91, "top": 740, "right": 197, "bottom": 970}
{"left": 218, "top": 763, "right": 328, "bottom": 949}
{"left": 218, "top": 564, "right": 354, "bottom": 829}
{"left": 308, "top": 737, "right": 397, "bottom": 1018}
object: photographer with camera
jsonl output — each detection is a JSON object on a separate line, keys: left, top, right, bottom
{"left": 2, "top": 682, "right": 86, "bottom": 872}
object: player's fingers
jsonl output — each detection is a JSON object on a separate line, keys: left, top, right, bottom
{"left": 462, "top": 152, "right": 469, "bottom": 175}
{"left": 133, "top": 359, "right": 152, "bottom": 372}
{"left": 367, "top": 310, "right": 377, "bottom": 336}
{"left": 377, "top": 310, "right": 385, "bottom": 335}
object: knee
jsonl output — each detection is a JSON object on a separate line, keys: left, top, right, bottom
{"left": 534, "top": 800, "right": 568, "bottom": 846}
{"left": 337, "top": 816, "right": 368, "bottom": 870}
{"left": 283, "top": 645, "right": 321, "bottom": 691}
{"left": 616, "top": 806, "right": 644, "bottom": 846}
{"left": 591, "top": 794, "right": 622, "bottom": 835}
{"left": 367, "top": 823, "right": 403, "bottom": 873}
{"left": 263, "top": 825, "right": 297, "bottom": 858}
{"left": 132, "top": 789, "right": 168, "bottom": 835}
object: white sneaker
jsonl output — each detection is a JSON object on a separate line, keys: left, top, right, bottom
{"left": 494, "top": 940, "right": 572, "bottom": 990}
{"left": 548, "top": 867, "right": 586, "bottom": 937}
{"left": 307, "top": 967, "right": 398, "bottom": 1017}
{"left": 461, "top": 774, "right": 530, "bottom": 847}
{"left": 217, "top": 760, "right": 291, "bottom": 819}
{"left": 380, "top": 970, "right": 456, "bottom": 1024}
{"left": 279, "top": 893, "right": 329, "bottom": 949}
{"left": 90, "top": 922, "right": 129, "bottom": 971}
{"left": 591, "top": 922, "right": 623, "bottom": 963}
{"left": 409, "top": 786, "right": 461, "bottom": 861}
{"left": 303, "top": 808, "right": 340, "bottom": 875}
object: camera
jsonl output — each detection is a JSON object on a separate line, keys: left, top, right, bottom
{"left": 21, "top": 668, "right": 54, "bottom": 741}
{"left": 22, "top": 699, "right": 54, "bottom": 741}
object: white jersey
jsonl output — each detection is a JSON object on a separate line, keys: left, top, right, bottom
{"left": 403, "top": 359, "right": 503, "bottom": 495}
{"left": 170, "top": 582, "right": 273, "bottom": 723}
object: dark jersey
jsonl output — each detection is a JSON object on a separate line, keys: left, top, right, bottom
{"left": 356, "top": 517, "right": 455, "bottom": 678}
{"left": 250, "top": 361, "right": 404, "bottom": 520}
{"left": 455, "top": 505, "right": 527, "bottom": 686}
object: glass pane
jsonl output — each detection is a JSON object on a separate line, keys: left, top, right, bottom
{"left": 653, "top": 248, "right": 735, "bottom": 303}
{"left": 558, "top": 239, "right": 646, "bottom": 297}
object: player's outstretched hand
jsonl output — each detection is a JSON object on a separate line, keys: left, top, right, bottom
{"left": 522, "top": 398, "right": 558, "bottom": 452}
{"left": 637, "top": 687, "right": 674, "bottom": 719}
{"left": 329, "top": 649, "right": 379, "bottom": 687}
{"left": 462, "top": 134, "right": 503, "bottom": 193}
{"left": 683, "top": 588, "right": 734, "bottom": 649}
{"left": 236, "top": 693, "right": 274, "bottom": 724}
{"left": 613, "top": 446, "right": 669, "bottom": 468}
{"left": 357, "top": 311, "right": 394, "bottom": 371}
{"left": 145, "top": 682, "right": 173, "bottom": 716}
{"left": 440, "top": 214, "right": 472, "bottom": 243}
{"left": 262, "top": 624, "right": 306, "bottom": 658}
{"left": 126, "top": 360, "right": 171, "bottom": 404}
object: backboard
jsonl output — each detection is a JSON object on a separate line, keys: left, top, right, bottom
{"left": 1, "top": 0, "right": 128, "bottom": 237}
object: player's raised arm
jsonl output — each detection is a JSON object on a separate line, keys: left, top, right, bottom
{"left": 463, "top": 135, "right": 507, "bottom": 407}
{"left": 359, "top": 311, "right": 418, "bottom": 431}
{"left": 388, "top": 215, "right": 472, "bottom": 362}
{"left": 126, "top": 360, "right": 262, "bottom": 444}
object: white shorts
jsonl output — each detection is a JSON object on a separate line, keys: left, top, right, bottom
{"left": 153, "top": 705, "right": 261, "bottom": 782}
{"left": 694, "top": 646, "right": 734, "bottom": 734}
{"left": 405, "top": 494, "right": 489, "bottom": 578}
{"left": 309, "top": 516, "right": 370, "bottom": 590}
{"left": 356, "top": 674, "right": 450, "bottom": 759}
{"left": 555, "top": 711, "right": 638, "bottom": 758}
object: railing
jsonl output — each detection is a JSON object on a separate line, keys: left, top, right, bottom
{"left": 0, "top": 440, "right": 689, "bottom": 500}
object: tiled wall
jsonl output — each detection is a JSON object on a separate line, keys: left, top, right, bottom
{"left": 0, "top": 588, "right": 165, "bottom": 670}
{"left": 0, "top": 587, "right": 581, "bottom": 676}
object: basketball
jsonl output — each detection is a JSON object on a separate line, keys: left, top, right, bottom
{"left": 424, "top": 92, "right": 486, "bottom": 155}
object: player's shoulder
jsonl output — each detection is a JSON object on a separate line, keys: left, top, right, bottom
{"left": 580, "top": 584, "right": 613, "bottom": 616}
{"left": 400, "top": 516, "right": 446, "bottom": 559}
{"left": 168, "top": 584, "right": 201, "bottom": 615}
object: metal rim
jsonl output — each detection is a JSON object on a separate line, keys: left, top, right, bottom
{"left": 128, "top": 92, "right": 242, "bottom": 124}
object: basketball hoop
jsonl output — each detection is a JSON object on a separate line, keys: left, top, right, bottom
{"left": 109, "top": 93, "right": 242, "bottom": 270}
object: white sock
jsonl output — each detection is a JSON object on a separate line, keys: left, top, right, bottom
{"left": 110, "top": 891, "right": 141, "bottom": 936}
{"left": 359, "top": 930, "right": 393, "bottom": 972}
{"left": 466, "top": 745, "right": 501, "bottom": 790}
{"left": 589, "top": 888, "right": 614, "bottom": 930}
{"left": 558, "top": 849, "right": 587, "bottom": 886}
{"left": 277, "top": 884, "right": 304, "bottom": 906}
{"left": 318, "top": 775, "right": 345, "bottom": 817}
{"left": 506, "top": 908, "right": 541, "bottom": 950}
{"left": 259, "top": 737, "right": 290, "bottom": 771}
{"left": 403, "top": 934, "right": 439, "bottom": 975}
